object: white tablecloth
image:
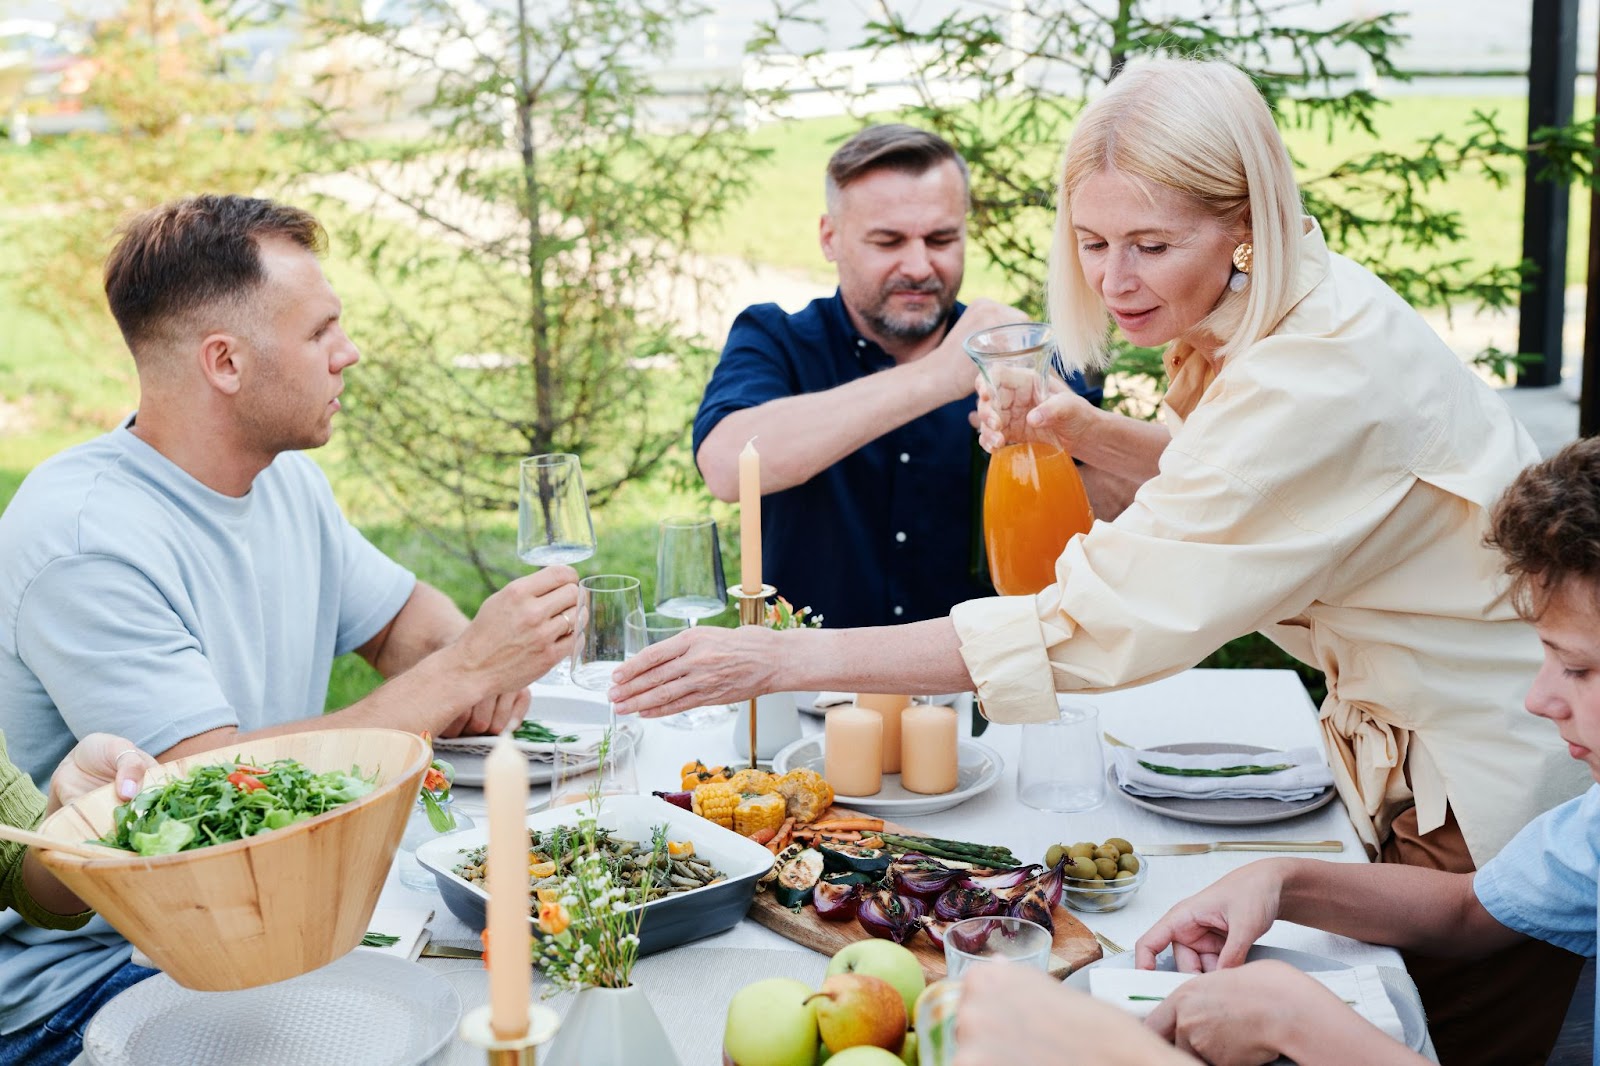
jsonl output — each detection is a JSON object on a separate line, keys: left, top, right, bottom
{"left": 397, "top": 668, "right": 1435, "bottom": 1064}
{"left": 67, "top": 669, "right": 1434, "bottom": 1064}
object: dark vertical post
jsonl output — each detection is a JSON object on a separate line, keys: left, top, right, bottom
{"left": 1518, "top": 0, "right": 1580, "bottom": 387}
{"left": 1584, "top": 15, "right": 1600, "bottom": 436}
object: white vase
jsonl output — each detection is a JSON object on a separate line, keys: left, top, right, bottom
{"left": 543, "top": 984, "right": 682, "bottom": 1066}
{"left": 731, "top": 691, "right": 802, "bottom": 761}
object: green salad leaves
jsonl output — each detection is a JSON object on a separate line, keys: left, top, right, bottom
{"left": 99, "top": 756, "right": 378, "bottom": 857}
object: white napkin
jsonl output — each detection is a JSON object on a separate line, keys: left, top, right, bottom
{"left": 1089, "top": 966, "right": 1404, "bottom": 1043}
{"left": 433, "top": 722, "right": 608, "bottom": 763}
{"left": 358, "top": 906, "right": 433, "bottom": 962}
{"left": 1111, "top": 745, "right": 1334, "bottom": 801}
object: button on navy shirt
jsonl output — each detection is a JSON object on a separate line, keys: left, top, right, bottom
{"left": 694, "top": 291, "right": 1101, "bottom": 630}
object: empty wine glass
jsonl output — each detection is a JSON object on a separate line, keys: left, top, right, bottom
{"left": 654, "top": 515, "right": 733, "bottom": 730}
{"left": 519, "top": 453, "right": 597, "bottom": 682}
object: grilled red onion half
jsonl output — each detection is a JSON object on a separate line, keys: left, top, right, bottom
{"left": 856, "top": 889, "right": 927, "bottom": 944}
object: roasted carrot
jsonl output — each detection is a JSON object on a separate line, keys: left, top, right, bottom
{"left": 747, "top": 826, "right": 778, "bottom": 845}
{"left": 766, "top": 817, "right": 796, "bottom": 853}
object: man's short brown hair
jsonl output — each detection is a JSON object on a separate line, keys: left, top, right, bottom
{"left": 1487, "top": 436, "right": 1600, "bottom": 619}
{"left": 103, "top": 195, "right": 326, "bottom": 359}
{"left": 824, "top": 124, "right": 969, "bottom": 211}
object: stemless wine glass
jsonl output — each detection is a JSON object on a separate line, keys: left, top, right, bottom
{"left": 654, "top": 515, "right": 733, "bottom": 730}
{"left": 556, "top": 575, "right": 645, "bottom": 810}
{"left": 569, "top": 574, "right": 645, "bottom": 691}
{"left": 519, "top": 453, "right": 597, "bottom": 682}
{"left": 942, "top": 916, "right": 1053, "bottom": 979}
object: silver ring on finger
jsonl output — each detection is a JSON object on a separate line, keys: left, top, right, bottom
{"left": 562, "top": 610, "right": 574, "bottom": 634}
{"left": 113, "top": 748, "right": 141, "bottom": 764}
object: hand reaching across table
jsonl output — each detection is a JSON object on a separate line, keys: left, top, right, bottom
{"left": 1144, "top": 961, "right": 1431, "bottom": 1066}
{"left": 608, "top": 625, "right": 783, "bottom": 720}
{"left": 1134, "top": 860, "right": 1285, "bottom": 973}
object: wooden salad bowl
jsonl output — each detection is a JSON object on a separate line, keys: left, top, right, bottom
{"left": 34, "top": 728, "right": 430, "bottom": 992}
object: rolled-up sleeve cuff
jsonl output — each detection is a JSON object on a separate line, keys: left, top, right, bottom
{"left": 950, "top": 596, "right": 1060, "bottom": 724}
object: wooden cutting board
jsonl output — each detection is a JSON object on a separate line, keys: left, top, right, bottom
{"left": 746, "top": 808, "right": 1101, "bottom": 980}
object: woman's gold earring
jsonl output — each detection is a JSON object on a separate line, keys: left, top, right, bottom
{"left": 1229, "top": 241, "right": 1253, "bottom": 292}
{"left": 1231, "top": 242, "right": 1253, "bottom": 274}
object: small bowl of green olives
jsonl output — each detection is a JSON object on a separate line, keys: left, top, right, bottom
{"left": 1046, "top": 837, "right": 1148, "bottom": 913}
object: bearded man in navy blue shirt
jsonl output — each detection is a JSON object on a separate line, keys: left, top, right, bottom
{"left": 693, "top": 125, "right": 1134, "bottom": 629}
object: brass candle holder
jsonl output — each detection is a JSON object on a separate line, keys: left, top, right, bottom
{"left": 459, "top": 1003, "right": 561, "bottom": 1066}
{"left": 732, "top": 582, "right": 776, "bottom": 770}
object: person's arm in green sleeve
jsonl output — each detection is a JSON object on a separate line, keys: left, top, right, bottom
{"left": 1, "top": 733, "right": 157, "bottom": 928}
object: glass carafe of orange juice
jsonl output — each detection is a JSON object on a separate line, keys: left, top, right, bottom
{"left": 965, "top": 323, "right": 1094, "bottom": 596}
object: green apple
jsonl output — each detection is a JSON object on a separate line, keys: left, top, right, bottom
{"left": 725, "top": 977, "right": 820, "bottom": 1066}
{"left": 807, "top": 973, "right": 908, "bottom": 1053}
{"left": 898, "top": 1032, "right": 916, "bottom": 1066}
{"left": 825, "top": 1048, "right": 905, "bottom": 1066}
{"left": 828, "top": 940, "right": 927, "bottom": 1018}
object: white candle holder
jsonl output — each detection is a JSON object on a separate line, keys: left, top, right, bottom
{"left": 731, "top": 583, "right": 777, "bottom": 769}
{"left": 459, "top": 1003, "right": 560, "bottom": 1066}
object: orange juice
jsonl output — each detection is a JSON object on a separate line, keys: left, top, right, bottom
{"left": 982, "top": 441, "right": 1093, "bottom": 596}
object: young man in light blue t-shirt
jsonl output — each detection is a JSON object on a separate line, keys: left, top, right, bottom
{"left": 0, "top": 195, "right": 583, "bottom": 1065}
{"left": 950, "top": 438, "right": 1600, "bottom": 1066}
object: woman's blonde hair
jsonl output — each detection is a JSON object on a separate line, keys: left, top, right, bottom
{"left": 1047, "top": 58, "right": 1303, "bottom": 370}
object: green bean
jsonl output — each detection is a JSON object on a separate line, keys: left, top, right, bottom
{"left": 1137, "top": 760, "right": 1293, "bottom": 778}
{"left": 513, "top": 720, "right": 580, "bottom": 744}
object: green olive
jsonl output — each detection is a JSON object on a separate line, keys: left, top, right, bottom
{"left": 1068, "top": 842, "right": 1097, "bottom": 860}
{"left": 1105, "top": 837, "right": 1134, "bottom": 855}
{"left": 1067, "top": 857, "right": 1099, "bottom": 881}
{"left": 1094, "top": 857, "right": 1120, "bottom": 879}
{"left": 1044, "top": 843, "right": 1066, "bottom": 868}
{"left": 1093, "top": 844, "right": 1119, "bottom": 862}
{"left": 1113, "top": 871, "right": 1137, "bottom": 886}
{"left": 1118, "top": 854, "right": 1141, "bottom": 875}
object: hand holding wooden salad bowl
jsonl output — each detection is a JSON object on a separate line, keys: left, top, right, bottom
{"left": 33, "top": 728, "right": 430, "bottom": 993}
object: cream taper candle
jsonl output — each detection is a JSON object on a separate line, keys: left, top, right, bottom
{"left": 486, "top": 734, "right": 531, "bottom": 1040}
{"left": 739, "top": 439, "right": 762, "bottom": 595}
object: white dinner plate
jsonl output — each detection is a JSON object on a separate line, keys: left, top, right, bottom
{"left": 83, "top": 951, "right": 460, "bottom": 1066}
{"left": 444, "top": 720, "right": 640, "bottom": 787}
{"left": 770, "top": 736, "right": 1003, "bottom": 817}
{"left": 1067, "top": 945, "right": 1428, "bottom": 1057}
{"left": 1111, "top": 742, "right": 1338, "bottom": 826}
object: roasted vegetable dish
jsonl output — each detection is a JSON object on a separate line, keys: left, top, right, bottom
{"left": 453, "top": 823, "right": 728, "bottom": 904}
